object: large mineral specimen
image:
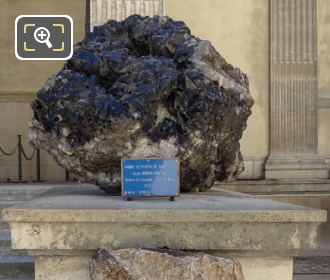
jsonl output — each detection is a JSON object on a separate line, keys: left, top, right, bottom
{"left": 29, "top": 15, "right": 253, "bottom": 193}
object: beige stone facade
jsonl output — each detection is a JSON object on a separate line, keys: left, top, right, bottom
{"left": 0, "top": 0, "right": 329, "bottom": 181}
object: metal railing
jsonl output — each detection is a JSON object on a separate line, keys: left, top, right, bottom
{"left": 0, "top": 135, "right": 43, "bottom": 183}
{"left": 0, "top": 135, "right": 77, "bottom": 183}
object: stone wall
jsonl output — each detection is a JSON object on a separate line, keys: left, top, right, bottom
{"left": 318, "top": 0, "right": 330, "bottom": 160}
{"left": 0, "top": 0, "right": 86, "bottom": 181}
{"left": 166, "top": 0, "right": 269, "bottom": 178}
{"left": 0, "top": 0, "right": 329, "bottom": 182}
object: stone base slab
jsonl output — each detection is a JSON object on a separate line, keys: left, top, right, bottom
{"left": 265, "top": 156, "right": 329, "bottom": 179}
{"left": 217, "top": 179, "right": 330, "bottom": 194}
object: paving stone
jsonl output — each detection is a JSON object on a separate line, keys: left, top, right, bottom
{"left": 293, "top": 275, "right": 330, "bottom": 280}
{"left": 294, "top": 257, "right": 330, "bottom": 275}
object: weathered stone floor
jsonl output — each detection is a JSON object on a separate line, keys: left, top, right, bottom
{"left": 294, "top": 257, "right": 330, "bottom": 280}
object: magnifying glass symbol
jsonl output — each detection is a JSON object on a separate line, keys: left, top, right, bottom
{"left": 34, "top": 27, "right": 53, "bottom": 49}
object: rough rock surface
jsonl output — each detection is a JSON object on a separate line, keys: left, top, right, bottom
{"left": 29, "top": 15, "right": 253, "bottom": 193}
{"left": 90, "top": 249, "right": 244, "bottom": 280}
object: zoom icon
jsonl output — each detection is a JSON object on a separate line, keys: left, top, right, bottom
{"left": 15, "top": 15, "right": 73, "bottom": 60}
{"left": 34, "top": 27, "right": 53, "bottom": 48}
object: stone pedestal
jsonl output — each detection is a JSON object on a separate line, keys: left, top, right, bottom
{"left": 3, "top": 185, "right": 326, "bottom": 280}
{"left": 266, "top": 0, "right": 329, "bottom": 179}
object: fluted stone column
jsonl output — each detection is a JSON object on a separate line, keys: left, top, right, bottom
{"left": 266, "top": 0, "right": 329, "bottom": 179}
{"left": 89, "top": 0, "right": 164, "bottom": 30}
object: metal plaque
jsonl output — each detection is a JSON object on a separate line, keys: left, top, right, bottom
{"left": 121, "top": 158, "right": 179, "bottom": 198}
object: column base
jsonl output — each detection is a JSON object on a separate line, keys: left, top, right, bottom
{"left": 265, "top": 155, "right": 329, "bottom": 179}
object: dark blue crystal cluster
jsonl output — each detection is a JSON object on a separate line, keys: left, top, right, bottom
{"left": 30, "top": 15, "right": 253, "bottom": 193}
